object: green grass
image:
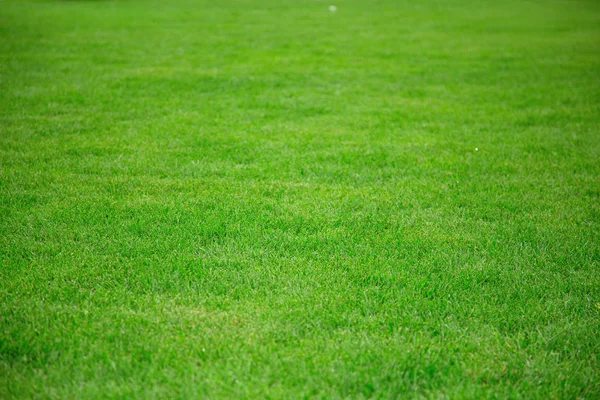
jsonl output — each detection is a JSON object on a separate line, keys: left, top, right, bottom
{"left": 1, "top": 0, "right": 599, "bottom": 397}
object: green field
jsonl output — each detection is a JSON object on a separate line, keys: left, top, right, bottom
{"left": 1, "top": 0, "right": 599, "bottom": 398}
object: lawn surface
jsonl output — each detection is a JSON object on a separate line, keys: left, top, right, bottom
{"left": 1, "top": 0, "right": 600, "bottom": 398}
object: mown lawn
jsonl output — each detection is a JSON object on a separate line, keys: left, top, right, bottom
{"left": 1, "top": 0, "right": 599, "bottom": 398}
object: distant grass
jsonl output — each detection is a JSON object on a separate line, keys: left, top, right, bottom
{"left": 1, "top": 0, "right": 599, "bottom": 398}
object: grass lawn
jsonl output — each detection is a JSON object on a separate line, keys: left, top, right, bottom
{"left": 1, "top": 0, "right": 599, "bottom": 397}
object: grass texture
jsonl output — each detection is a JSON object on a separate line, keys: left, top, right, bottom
{"left": 1, "top": 0, "right": 599, "bottom": 398}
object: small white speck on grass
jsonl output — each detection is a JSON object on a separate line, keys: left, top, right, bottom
{"left": 475, "top": 148, "right": 479, "bottom": 151}
{"left": 329, "top": 5, "right": 337, "bottom": 12}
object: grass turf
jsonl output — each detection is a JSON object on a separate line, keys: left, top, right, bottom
{"left": 1, "top": 0, "right": 600, "bottom": 397}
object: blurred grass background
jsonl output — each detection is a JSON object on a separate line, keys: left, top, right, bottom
{"left": 1, "top": 0, "right": 599, "bottom": 397}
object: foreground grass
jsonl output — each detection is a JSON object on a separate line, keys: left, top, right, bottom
{"left": 1, "top": 0, "right": 599, "bottom": 397}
